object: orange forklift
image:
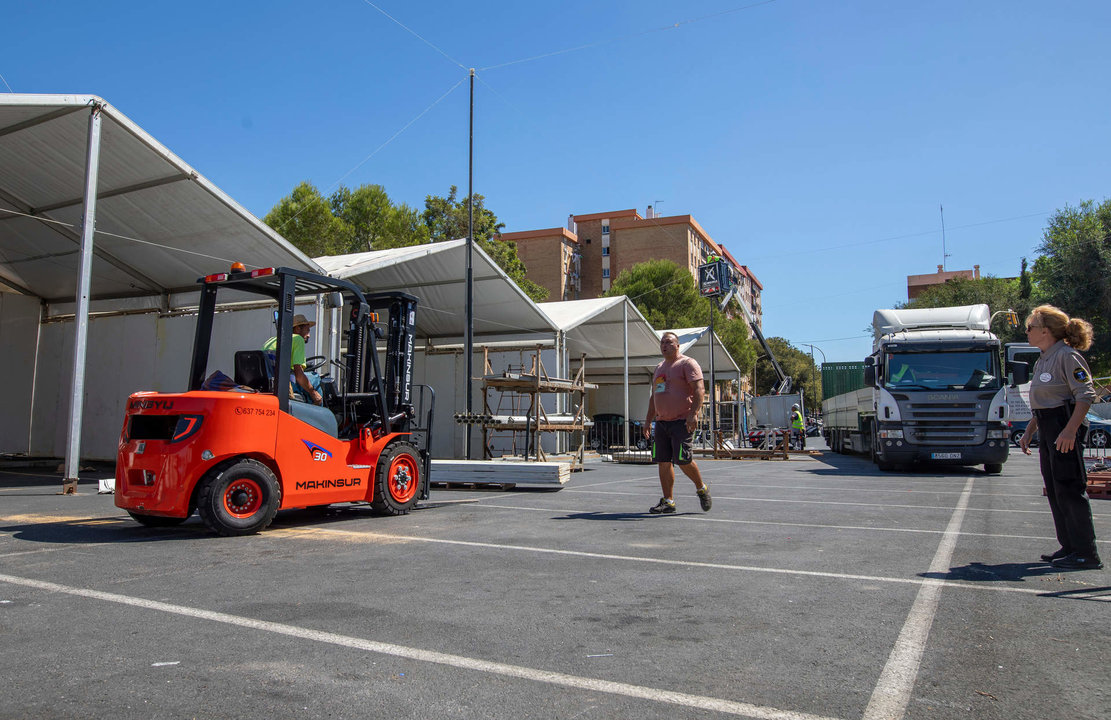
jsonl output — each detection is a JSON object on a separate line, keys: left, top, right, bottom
{"left": 115, "top": 265, "right": 434, "bottom": 535}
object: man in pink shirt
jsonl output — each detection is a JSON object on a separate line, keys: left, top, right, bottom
{"left": 642, "top": 332, "right": 712, "bottom": 514}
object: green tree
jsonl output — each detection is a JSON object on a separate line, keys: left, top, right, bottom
{"left": 423, "top": 186, "right": 548, "bottom": 301}
{"left": 330, "top": 184, "right": 429, "bottom": 251}
{"left": 1032, "top": 199, "right": 1111, "bottom": 372}
{"left": 754, "top": 338, "right": 821, "bottom": 409}
{"left": 604, "top": 259, "right": 758, "bottom": 376}
{"left": 263, "top": 182, "right": 353, "bottom": 257}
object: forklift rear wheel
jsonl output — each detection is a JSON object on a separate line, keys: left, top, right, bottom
{"left": 127, "top": 511, "right": 188, "bottom": 527}
{"left": 371, "top": 441, "right": 422, "bottom": 516}
{"left": 197, "top": 459, "right": 281, "bottom": 536}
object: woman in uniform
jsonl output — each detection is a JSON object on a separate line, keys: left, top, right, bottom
{"left": 1020, "top": 305, "right": 1102, "bottom": 570}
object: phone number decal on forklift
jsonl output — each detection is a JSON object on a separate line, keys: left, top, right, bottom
{"left": 234, "top": 407, "right": 276, "bottom": 417}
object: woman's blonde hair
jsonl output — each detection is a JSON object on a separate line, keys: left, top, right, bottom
{"left": 1027, "top": 304, "right": 1094, "bottom": 351}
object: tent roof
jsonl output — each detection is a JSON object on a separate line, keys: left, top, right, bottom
{"left": 0, "top": 94, "right": 320, "bottom": 304}
{"left": 314, "top": 239, "right": 557, "bottom": 342}
{"left": 660, "top": 327, "right": 741, "bottom": 378}
{"left": 538, "top": 296, "right": 662, "bottom": 377}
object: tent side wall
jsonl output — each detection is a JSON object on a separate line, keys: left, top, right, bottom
{"left": 0, "top": 292, "right": 42, "bottom": 454}
{"left": 26, "top": 302, "right": 320, "bottom": 460}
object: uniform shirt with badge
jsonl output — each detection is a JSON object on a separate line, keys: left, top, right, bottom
{"left": 1029, "top": 339, "right": 1098, "bottom": 411}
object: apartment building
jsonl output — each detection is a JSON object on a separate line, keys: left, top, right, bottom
{"left": 501, "top": 206, "right": 763, "bottom": 326}
{"left": 907, "top": 264, "right": 981, "bottom": 300}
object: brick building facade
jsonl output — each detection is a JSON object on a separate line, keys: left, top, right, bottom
{"left": 501, "top": 207, "right": 763, "bottom": 326}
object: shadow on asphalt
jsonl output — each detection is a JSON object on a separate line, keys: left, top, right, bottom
{"left": 0, "top": 518, "right": 201, "bottom": 545}
{"left": 921, "top": 561, "right": 1104, "bottom": 583}
{"left": 551, "top": 510, "right": 700, "bottom": 522}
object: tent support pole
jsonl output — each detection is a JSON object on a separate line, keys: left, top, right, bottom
{"left": 63, "top": 102, "right": 103, "bottom": 494}
{"left": 464, "top": 68, "right": 475, "bottom": 460}
{"left": 623, "top": 302, "right": 629, "bottom": 448}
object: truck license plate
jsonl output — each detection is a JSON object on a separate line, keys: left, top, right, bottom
{"left": 931, "top": 452, "right": 962, "bottom": 460}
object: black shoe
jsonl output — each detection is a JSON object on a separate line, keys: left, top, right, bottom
{"left": 649, "top": 498, "right": 676, "bottom": 514}
{"left": 697, "top": 485, "right": 712, "bottom": 512}
{"left": 1040, "top": 548, "right": 1070, "bottom": 563}
{"left": 1051, "top": 553, "right": 1103, "bottom": 570}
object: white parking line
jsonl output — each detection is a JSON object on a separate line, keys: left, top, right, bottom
{"left": 462, "top": 501, "right": 1111, "bottom": 546}
{"left": 0, "top": 572, "right": 842, "bottom": 720}
{"left": 305, "top": 528, "right": 1058, "bottom": 597}
{"left": 563, "top": 488, "right": 1057, "bottom": 514}
{"left": 863, "top": 476, "right": 973, "bottom": 720}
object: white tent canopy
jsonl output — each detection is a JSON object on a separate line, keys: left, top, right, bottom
{"left": 315, "top": 240, "right": 556, "bottom": 343}
{"left": 0, "top": 94, "right": 322, "bottom": 485}
{"left": 0, "top": 94, "right": 321, "bottom": 303}
{"left": 538, "top": 296, "right": 661, "bottom": 382}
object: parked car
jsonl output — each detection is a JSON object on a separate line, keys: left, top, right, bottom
{"left": 1085, "top": 412, "right": 1111, "bottom": 449}
{"left": 1008, "top": 420, "right": 1039, "bottom": 448}
{"left": 589, "top": 413, "right": 647, "bottom": 451}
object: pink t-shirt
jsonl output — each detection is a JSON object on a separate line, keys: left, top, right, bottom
{"left": 651, "top": 354, "right": 704, "bottom": 421}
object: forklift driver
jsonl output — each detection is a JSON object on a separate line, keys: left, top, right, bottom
{"left": 263, "top": 314, "right": 323, "bottom": 405}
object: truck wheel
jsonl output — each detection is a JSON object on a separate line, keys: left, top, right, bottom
{"left": 197, "top": 459, "right": 281, "bottom": 536}
{"left": 371, "top": 441, "right": 422, "bottom": 516}
{"left": 127, "top": 511, "right": 188, "bottom": 527}
{"left": 984, "top": 463, "right": 1003, "bottom": 474}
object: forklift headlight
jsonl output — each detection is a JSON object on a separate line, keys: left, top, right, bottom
{"left": 171, "top": 414, "right": 204, "bottom": 443}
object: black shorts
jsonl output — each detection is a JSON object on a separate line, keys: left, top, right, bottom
{"left": 652, "top": 419, "right": 694, "bottom": 465}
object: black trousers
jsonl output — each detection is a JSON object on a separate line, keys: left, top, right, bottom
{"left": 1034, "top": 406, "right": 1098, "bottom": 556}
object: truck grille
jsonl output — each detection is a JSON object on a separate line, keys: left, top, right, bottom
{"left": 902, "top": 402, "right": 984, "bottom": 445}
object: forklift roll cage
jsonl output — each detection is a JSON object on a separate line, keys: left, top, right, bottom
{"left": 187, "top": 266, "right": 422, "bottom": 438}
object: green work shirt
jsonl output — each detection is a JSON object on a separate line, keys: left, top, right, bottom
{"left": 262, "top": 334, "right": 306, "bottom": 368}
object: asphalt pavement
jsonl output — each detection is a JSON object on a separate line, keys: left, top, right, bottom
{"left": 1, "top": 442, "right": 1108, "bottom": 720}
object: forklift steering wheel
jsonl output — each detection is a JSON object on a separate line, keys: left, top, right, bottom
{"left": 304, "top": 355, "right": 327, "bottom": 373}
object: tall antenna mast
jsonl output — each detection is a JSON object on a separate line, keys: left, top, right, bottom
{"left": 940, "top": 203, "right": 950, "bottom": 271}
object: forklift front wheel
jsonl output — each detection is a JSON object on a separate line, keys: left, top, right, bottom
{"left": 197, "top": 459, "right": 281, "bottom": 536}
{"left": 371, "top": 441, "right": 422, "bottom": 516}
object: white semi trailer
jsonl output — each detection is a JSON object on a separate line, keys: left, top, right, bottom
{"left": 822, "top": 304, "right": 1028, "bottom": 473}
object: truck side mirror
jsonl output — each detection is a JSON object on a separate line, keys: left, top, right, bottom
{"left": 863, "top": 366, "right": 876, "bottom": 387}
{"left": 1008, "top": 360, "right": 1030, "bottom": 387}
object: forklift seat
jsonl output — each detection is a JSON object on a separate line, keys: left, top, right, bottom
{"left": 234, "top": 350, "right": 272, "bottom": 392}
{"left": 289, "top": 399, "right": 339, "bottom": 437}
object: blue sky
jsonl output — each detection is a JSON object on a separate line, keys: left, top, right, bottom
{"left": 5, "top": 1, "right": 1110, "bottom": 362}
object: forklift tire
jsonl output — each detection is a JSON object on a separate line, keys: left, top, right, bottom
{"left": 371, "top": 441, "right": 422, "bottom": 516}
{"left": 127, "top": 511, "right": 188, "bottom": 527}
{"left": 197, "top": 459, "right": 281, "bottom": 536}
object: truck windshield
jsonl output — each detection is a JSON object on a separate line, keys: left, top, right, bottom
{"left": 884, "top": 351, "right": 1001, "bottom": 391}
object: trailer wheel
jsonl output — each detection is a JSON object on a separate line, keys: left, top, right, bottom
{"left": 127, "top": 511, "right": 188, "bottom": 528}
{"left": 371, "top": 441, "right": 422, "bottom": 516}
{"left": 984, "top": 463, "right": 1003, "bottom": 474}
{"left": 197, "top": 459, "right": 281, "bottom": 536}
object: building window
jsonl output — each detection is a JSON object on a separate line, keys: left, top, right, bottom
{"left": 601, "top": 246, "right": 609, "bottom": 256}
{"left": 602, "top": 268, "right": 610, "bottom": 278}
{"left": 601, "top": 223, "right": 610, "bottom": 234}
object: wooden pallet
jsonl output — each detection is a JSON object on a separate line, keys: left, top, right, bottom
{"left": 1040, "top": 472, "right": 1111, "bottom": 500}
{"left": 1087, "top": 475, "right": 1111, "bottom": 500}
